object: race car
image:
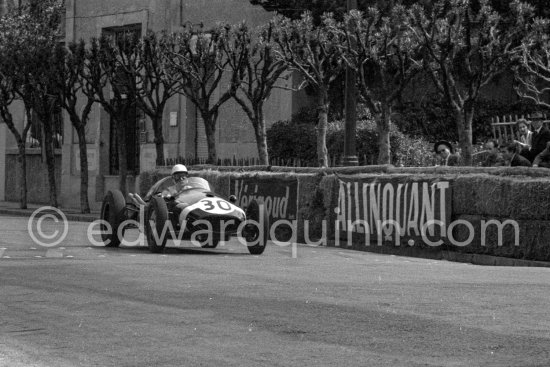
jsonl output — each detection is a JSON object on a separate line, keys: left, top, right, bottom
{"left": 99, "top": 176, "right": 268, "bottom": 255}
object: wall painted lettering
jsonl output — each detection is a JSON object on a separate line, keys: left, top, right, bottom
{"left": 335, "top": 178, "right": 452, "bottom": 242}
{"left": 231, "top": 178, "right": 298, "bottom": 220}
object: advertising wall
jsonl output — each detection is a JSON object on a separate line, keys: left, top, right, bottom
{"left": 230, "top": 177, "right": 299, "bottom": 221}
{"left": 334, "top": 177, "right": 452, "bottom": 246}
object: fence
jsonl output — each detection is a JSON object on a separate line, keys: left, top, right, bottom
{"left": 157, "top": 156, "right": 262, "bottom": 167}
{"left": 157, "top": 154, "right": 378, "bottom": 168}
{"left": 491, "top": 113, "right": 550, "bottom": 145}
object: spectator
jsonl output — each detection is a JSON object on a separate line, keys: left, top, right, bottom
{"left": 503, "top": 141, "right": 531, "bottom": 167}
{"left": 481, "top": 139, "right": 505, "bottom": 167}
{"left": 513, "top": 118, "right": 532, "bottom": 151}
{"left": 533, "top": 141, "right": 550, "bottom": 168}
{"left": 521, "top": 112, "right": 550, "bottom": 163}
{"left": 434, "top": 140, "right": 461, "bottom": 166}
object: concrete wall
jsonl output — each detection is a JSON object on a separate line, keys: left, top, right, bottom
{"left": 0, "top": 124, "right": 5, "bottom": 200}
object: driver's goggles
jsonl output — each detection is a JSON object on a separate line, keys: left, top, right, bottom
{"left": 173, "top": 172, "right": 188, "bottom": 181}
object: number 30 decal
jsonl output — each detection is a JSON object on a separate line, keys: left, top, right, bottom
{"left": 199, "top": 199, "right": 233, "bottom": 213}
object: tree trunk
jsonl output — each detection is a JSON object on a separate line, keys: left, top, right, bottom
{"left": 203, "top": 115, "right": 217, "bottom": 165}
{"left": 17, "top": 142, "right": 27, "bottom": 209}
{"left": 1, "top": 109, "right": 28, "bottom": 209}
{"left": 455, "top": 103, "right": 474, "bottom": 166}
{"left": 43, "top": 121, "right": 58, "bottom": 207}
{"left": 75, "top": 124, "right": 90, "bottom": 213}
{"left": 316, "top": 91, "right": 329, "bottom": 168}
{"left": 377, "top": 104, "right": 391, "bottom": 165}
{"left": 253, "top": 108, "right": 269, "bottom": 165}
{"left": 152, "top": 113, "right": 164, "bottom": 166}
{"left": 116, "top": 120, "right": 128, "bottom": 195}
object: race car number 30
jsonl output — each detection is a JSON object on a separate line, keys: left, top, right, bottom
{"left": 197, "top": 199, "right": 233, "bottom": 214}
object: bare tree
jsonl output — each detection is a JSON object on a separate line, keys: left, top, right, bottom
{"left": 0, "top": 0, "right": 64, "bottom": 207}
{"left": 114, "top": 31, "right": 181, "bottom": 166}
{"left": 0, "top": 42, "right": 32, "bottom": 208}
{"left": 515, "top": 18, "right": 550, "bottom": 108}
{"left": 222, "top": 22, "right": 289, "bottom": 165}
{"left": 409, "top": 0, "right": 533, "bottom": 165}
{"left": 170, "top": 25, "right": 236, "bottom": 164}
{"left": 272, "top": 13, "right": 345, "bottom": 167}
{"left": 52, "top": 41, "right": 95, "bottom": 213}
{"left": 27, "top": 44, "right": 63, "bottom": 208}
{"left": 341, "top": 6, "right": 422, "bottom": 164}
{"left": 81, "top": 36, "right": 136, "bottom": 195}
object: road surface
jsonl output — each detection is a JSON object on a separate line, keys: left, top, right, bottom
{"left": 1, "top": 214, "right": 549, "bottom": 366}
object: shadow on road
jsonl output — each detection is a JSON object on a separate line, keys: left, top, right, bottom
{"left": 94, "top": 244, "right": 251, "bottom": 256}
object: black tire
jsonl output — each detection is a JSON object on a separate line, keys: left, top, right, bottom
{"left": 145, "top": 196, "right": 169, "bottom": 253}
{"left": 100, "top": 190, "right": 126, "bottom": 247}
{"left": 243, "top": 200, "right": 269, "bottom": 255}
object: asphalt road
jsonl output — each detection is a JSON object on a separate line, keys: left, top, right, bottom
{"left": 1, "top": 214, "right": 550, "bottom": 367}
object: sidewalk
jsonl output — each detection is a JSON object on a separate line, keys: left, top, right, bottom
{"left": 0, "top": 201, "right": 100, "bottom": 222}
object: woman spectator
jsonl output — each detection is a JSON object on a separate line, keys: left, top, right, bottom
{"left": 514, "top": 118, "right": 532, "bottom": 151}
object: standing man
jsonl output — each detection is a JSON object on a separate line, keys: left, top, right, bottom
{"left": 522, "top": 112, "right": 550, "bottom": 163}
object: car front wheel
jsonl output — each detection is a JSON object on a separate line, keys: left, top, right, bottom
{"left": 243, "top": 200, "right": 269, "bottom": 255}
{"left": 100, "top": 190, "right": 126, "bottom": 247}
{"left": 145, "top": 196, "right": 169, "bottom": 253}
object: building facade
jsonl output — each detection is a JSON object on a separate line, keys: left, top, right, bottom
{"left": 0, "top": 0, "right": 307, "bottom": 209}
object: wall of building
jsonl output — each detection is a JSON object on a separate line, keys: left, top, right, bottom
{"left": 3, "top": 100, "right": 26, "bottom": 149}
{"left": 68, "top": 0, "right": 294, "bottom": 163}
{"left": 0, "top": 0, "right": 310, "bottom": 207}
{"left": 5, "top": 150, "right": 62, "bottom": 204}
{"left": 181, "top": 0, "right": 273, "bottom": 28}
{"left": 55, "top": 0, "right": 300, "bottom": 209}
{"left": 216, "top": 73, "right": 296, "bottom": 160}
{"left": 0, "top": 124, "right": 5, "bottom": 200}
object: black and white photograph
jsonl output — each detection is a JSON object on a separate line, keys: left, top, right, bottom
{"left": 1, "top": 0, "right": 550, "bottom": 366}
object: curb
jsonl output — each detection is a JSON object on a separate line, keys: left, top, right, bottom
{"left": 442, "top": 251, "right": 550, "bottom": 268}
{"left": 0, "top": 208, "right": 98, "bottom": 223}
{"left": 327, "top": 241, "right": 550, "bottom": 268}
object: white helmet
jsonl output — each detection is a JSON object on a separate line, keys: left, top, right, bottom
{"left": 171, "top": 164, "right": 188, "bottom": 175}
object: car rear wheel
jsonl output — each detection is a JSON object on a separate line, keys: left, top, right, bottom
{"left": 244, "top": 200, "right": 269, "bottom": 255}
{"left": 145, "top": 196, "right": 169, "bottom": 253}
{"left": 100, "top": 190, "right": 126, "bottom": 247}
